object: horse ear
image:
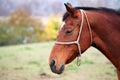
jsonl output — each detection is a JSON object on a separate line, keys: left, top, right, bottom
{"left": 64, "top": 3, "right": 75, "bottom": 15}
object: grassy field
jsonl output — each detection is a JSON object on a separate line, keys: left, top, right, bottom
{"left": 0, "top": 41, "right": 117, "bottom": 80}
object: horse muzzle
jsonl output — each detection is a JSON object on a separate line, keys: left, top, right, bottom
{"left": 50, "top": 59, "right": 64, "bottom": 74}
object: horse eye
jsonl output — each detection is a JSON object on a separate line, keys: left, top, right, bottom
{"left": 66, "top": 30, "right": 73, "bottom": 34}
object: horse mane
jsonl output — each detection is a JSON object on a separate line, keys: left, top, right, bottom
{"left": 63, "top": 7, "right": 120, "bottom": 21}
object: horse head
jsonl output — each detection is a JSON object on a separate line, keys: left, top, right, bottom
{"left": 49, "top": 3, "right": 92, "bottom": 74}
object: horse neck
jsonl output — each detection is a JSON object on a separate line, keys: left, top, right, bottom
{"left": 87, "top": 11, "right": 120, "bottom": 69}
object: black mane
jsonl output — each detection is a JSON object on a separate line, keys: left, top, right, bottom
{"left": 63, "top": 7, "right": 120, "bottom": 21}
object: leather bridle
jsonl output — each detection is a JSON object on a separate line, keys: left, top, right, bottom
{"left": 55, "top": 10, "right": 92, "bottom": 66}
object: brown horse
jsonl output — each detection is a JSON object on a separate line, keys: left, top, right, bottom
{"left": 49, "top": 3, "right": 120, "bottom": 79}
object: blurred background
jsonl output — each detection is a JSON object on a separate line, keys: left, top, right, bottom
{"left": 0, "top": 0, "right": 120, "bottom": 45}
{"left": 0, "top": 0, "right": 119, "bottom": 80}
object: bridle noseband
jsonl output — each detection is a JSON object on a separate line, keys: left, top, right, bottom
{"left": 55, "top": 10, "right": 92, "bottom": 66}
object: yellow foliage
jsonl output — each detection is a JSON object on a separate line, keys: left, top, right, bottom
{"left": 43, "top": 14, "right": 61, "bottom": 41}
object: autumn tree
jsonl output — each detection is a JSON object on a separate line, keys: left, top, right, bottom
{"left": 9, "top": 7, "right": 33, "bottom": 27}
{"left": 8, "top": 6, "right": 44, "bottom": 44}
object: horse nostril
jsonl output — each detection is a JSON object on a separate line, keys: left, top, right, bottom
{"left": 50, "top": 59, "right": 55, "bottom": 67}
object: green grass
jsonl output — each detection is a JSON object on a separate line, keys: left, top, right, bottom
{"left": 0, "top": 41, "right": 117, "bottom": 80}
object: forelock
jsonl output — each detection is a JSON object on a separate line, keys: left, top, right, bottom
{"left": 62, "top": 12, "right": 70, "bottom": 21}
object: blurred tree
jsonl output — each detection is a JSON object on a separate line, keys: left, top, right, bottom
{"left": 8, "top": 7, "right": 34, "bottom": 43}
{"left": 40, "top": 14, "right": 61, "bottom": 41}
{"left": 0, "top": 22, "right": 9, "bottom": 45}
{"left": 9, "top": 7, "right": 32, "bottom": 27}
{"left": 0, "top": 6, "right": 44, "bottom": 46}
{"left": 33, "top": 18, "right": 45, "bottom": 42}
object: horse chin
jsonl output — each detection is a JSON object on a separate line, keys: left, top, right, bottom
{"left": 66, "top": 53, "right": 78, "bottom": 64}
{"left": 66, "top": 60, "right": 73, "bottom": 64}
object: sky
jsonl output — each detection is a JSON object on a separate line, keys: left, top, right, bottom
{"left": 0, "top": 0, "right": 120, "bottom": 16}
